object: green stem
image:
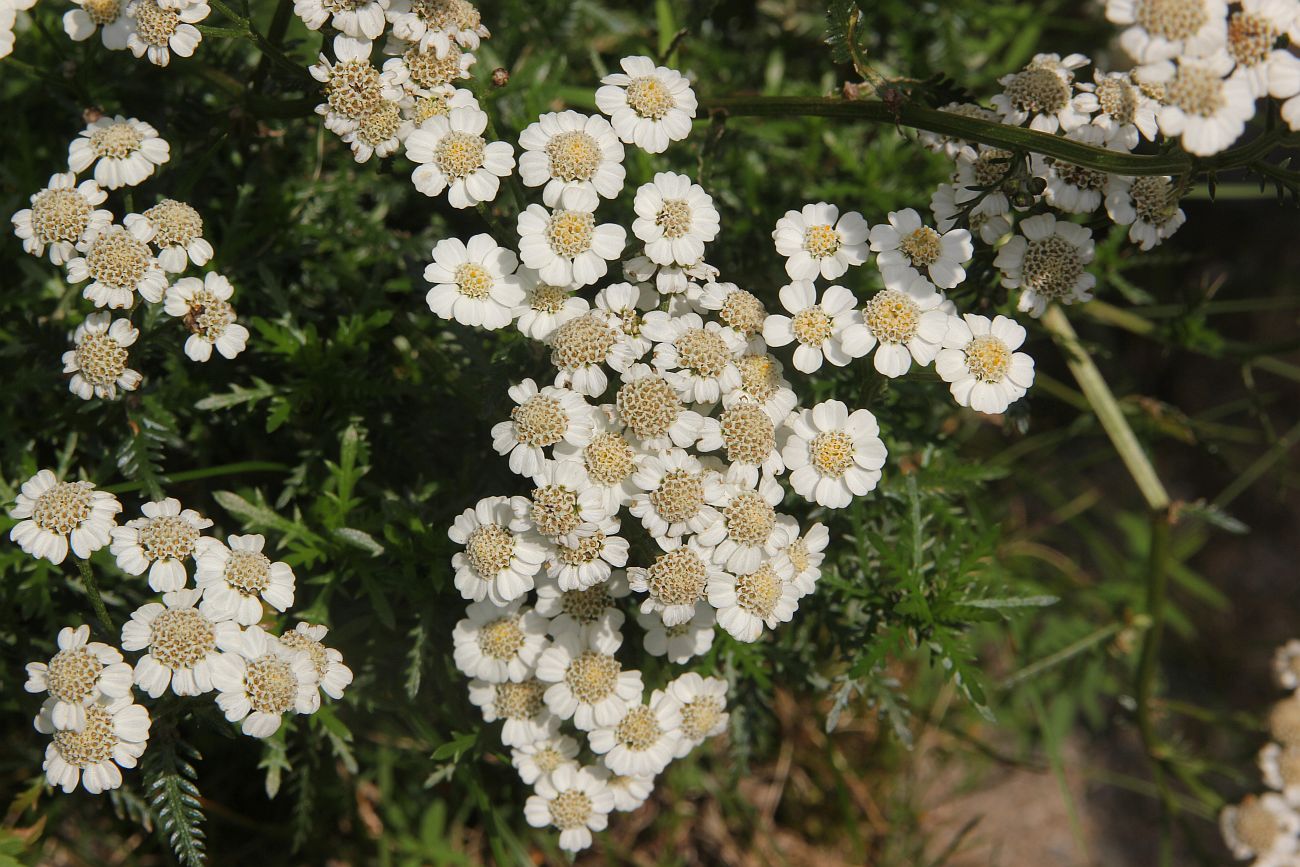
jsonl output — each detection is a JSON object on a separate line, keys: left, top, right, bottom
{"left": 1212, "top": 417, "right": 1300, "bottom": 510}
{"left": 998, "top": 621, "right": 1125, "bottom": 690}
{"left": 1135, "top": 511, "right": 1176, "bottom": 853}
{"left": 698, "top": 96, "right": 1296, "bottom": 177}
{"left": 100, "top": 460, "right": 290, "bottom": 494}
{"left": 77, "top": 559, "right": 116, "bottom": 634}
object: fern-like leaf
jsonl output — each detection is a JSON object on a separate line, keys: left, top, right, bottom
{"left": 143, "top": 737, "right": 207, "bottom": 867}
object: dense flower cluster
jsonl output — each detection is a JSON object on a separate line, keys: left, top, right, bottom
{"left": 13, "top": 473, "right": 352, "bottom": 794}
{"left": 10, "top": 113, "right": 248, "bottom": 402}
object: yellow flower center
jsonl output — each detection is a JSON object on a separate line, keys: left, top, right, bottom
{"left": 452, "top": 262, "right": 493, "bottom": 298}
{"left": 51, "top": 705, "right": 117, "bottom": 767}
{"left": 550, "top": 313, "right": 616, "bottom": 371}
{"left": 149, "top": 608, "right": 216, "bottom": 670}
{"left": 899, "top": 226, "right": 942, "bottom": 268}
{"left": 434, "top": 131, "right": 486, "bottom": 181}
{"left": 655, "top": 199, "right": 693, "bottom": 239}
{"left": 1005, "top": 65, "right": 1070, "bottom": 114}
{"left": 1136, "top": 0, "right": 1208, "bottom": 41}
{"left": 615, "top": 705, "right": 662, "bottom": 751}
{"left": 564, "top": 650, "right": 620, "bottom": 703}
{"left": 89, "top": 123, "right": 143, "bottom": 160}
{"left": 31, "top": 189, "right": 92, "bottom": 245}
{"left": 864, "top": 289, "right": 921, "bottom": 344}
{"left": 245, "top": 654, "right": 298, "bottom": 714}
{"left": 546, "top": 210, "right": 595, "bottom": 257}
{"left": 809, "top": 431, "right": 855, "bottom": 478}
{"left": 85, "top": 228, "right": 151, "bottom": 290}
{"left": 74, "top": 332, "right": 129, "bottom": 387}
{"left": 676, "top": 327, "right": 731, "bottom": 377}
{"left": 791, "top": 306, "right": 833, "bottom": 346}
{"left": 133, "top": 0, "right": 180, "bottom": 46}
{"left": 735, "top": 562, "right": 782, "bottom": 618}
{"left": 144, "top": 199, "right": 202, "bottom": 248}
{"left": 723, "top": 490, "right": 776, "bottom": 545}
{"left": 680, "top": 696, "right": 723, "bottom": 740}
{"left": 139, "top": 515, "right": 200, "bottom": 562}
{"left": 617, "top": 375, "right": 684, "bottom": 440}
{"left": 548, "top": 789, "right": 594, "bottom": 830}
{"left": 224, "top": 549, "right": 272, "bottom": 596}
{"left": 46, "top": 648, "right": 103, "bottom": 703}
{"left": 494, "top": 679, "right": 545, "bottom": 720}
{"left": 649, "top": 468, "right": 705, "bottom": 523}
{"left": 646, "top": 547, "right": 707, "bottom": 606}
{"left": 465, "top": 523, "right": 514, "bottom": 577}
{"left": 530, "top": 484, "right": 581, "bottom": 538}
{"left": 1021, "top": 235, "right": 1084, "bottom": 300}
{"left": 803, "top": 224, "right": 841, "bottom": 258}
{"left": 478, "top": 615, "right": 526, "bottom": 660}
{"left": 717, "top": 289, "right": 766, "bottom": 336}
{"left": 963, "top": 335, "right": 1012, "bottom": 383}
{"left": 325, "top": 59, "right": 385, "bottom": 119}
{"left": 1165, "top": 62, "right": 1226, "bottom": 118}
{"left": 512, "top": 395, "right": 568, "bottom": 446}
{"left": 545, "top": 131, "right": 602, "bottom": 182}
{"left": 583, "top": 433, "right": 636, "bottom": 486}
{"left": 625, "top": 75, "right": 675, "bottom": 119}
{"left": 32, "top": 482, "right": 94, "bottom": 534}
{"left": 718, "top": 402, "right": 776, "bottom": 466}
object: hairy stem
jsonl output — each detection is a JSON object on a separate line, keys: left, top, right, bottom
{"left": 77, "top": 559, "right": 116, "bottom": 633}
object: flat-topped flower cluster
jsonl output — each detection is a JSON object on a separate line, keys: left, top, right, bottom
{"left": 12, "top": 471, "right": 352, "bottom": 794}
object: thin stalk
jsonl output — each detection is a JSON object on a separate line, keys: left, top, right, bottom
{"left": 100, "top": 460, "right": 289, "bottom": 494}
{"left": 998, "top": 621, "right": 1125, "bottom": 690}
{"left": 1212, "top": 417, "right": 1300, "bottom": 510}
{"left": 1135, "top": 511, "right": 1177, "bottom": 858}
{"left": 77, "top": 559, "right": 116, "bottom": 633}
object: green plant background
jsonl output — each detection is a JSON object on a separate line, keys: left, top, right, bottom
{"left": 1, "top": 0, "right": 1298, "bottom": 864}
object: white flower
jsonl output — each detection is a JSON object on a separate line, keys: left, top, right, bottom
{"left": 383, "top": 40, "right": 475, "bottom": 93}
{"left": 541, "top": 519, "right": 630, "bottom": 592}
{"left": 696, "top": 402, "right": 785, "bottom": 487}
{"left": 109, "top": 497, "right": 212, "bottom": 591}
{"left": 595, "top": 55, "right": 696, "bottom": 154}
{"left": 120, "top": 589, "right": 238, "bottom": 697}
{"left": 587, "top": 689, "right": 682, "bottom": 777}
{"left": 1106, "top": 0, "right": 1228, "bottom": 64}
{"left": 931, "top": 181, "right": 1013, "bottom": 247}
{"left": 629, "top": 449, "right": 726, "bottom": 545}
{"left": 1219, "top": 794, "right": 1300, "bottom": 863}
{"left": 603, "top": 770, "right": 656, "bottom": 812}
{"left": 553, "top": 412, "right": 644, "bottom": 513}
{"left": 163, "top": 272, "right": 250, "bottom": 362}
{"left": 279, "top": 622, "right": 353, "bottom": 701}
{"left": 1260, "top": 742, "right": 1300, "bottom": 806}
{"left": 627, "top": 538, "right": 727, "bottom": 626}
{"left": 193, "top": 534, "right": 296, "bottom": 626}
{"left": 991, "top": 52, "right": 1095, "bottom": 133}
{"left": 68, "top": 116, "right": 169, "bottom": 190}
{"left": 637, "top": 602, "right": 715, "bottom": 664}
{"left": 401, "top": 85, "right": 479, "bottom": 128}
{"left": 1275, "top": 640, "right": 1300, "bottom": 691}
{"left": 547, "top": 311, "right": 637, "bottom": 397}
{"left": 513, "top": 273, "right": 588, "bottom": 341}
{"left": 343, "top": 102, "right": 414, "bottom": 163}
{"left": 772, "top": 522, "right": 830, "bottom": 598}
{"left": 534, "top": 570, "right": 629, "bottom": 635}
{"left": 708, "top": 557, "right": 799, "bottom": 642}
{"left": 623, "top": 254, "right": 718, "bottom": 304}
{"left": 1145, "top": 52, "right": 1257, "bottom": 156}
{"left": 697, "top": 281, "right": 769, "bottom": 339}
{"left": 935, "top": 314, "right": 1036, "bottom": 414}
{"left": 994, "top": 213, "right": 1096, "bottom": 318}
{"left": 310, "top": 36, "right": 403, "bottom": 135}
{"left": 63, "top": 313, "right": 143, "bottom": 401}
{"left": 1105, "top": 174, "right": 1187, "bottom": 251}
{"left": 772, "top": 202, "right": 869, "bottom": 281}
{"left": 523, "top": 764, "right": 617, "bottom": 853}
{"left": 406, "top": 106, "right": 515, "bottom": 207}
{"left": 1033, "top": 122, "right": 1127, "bottom": 214}
{"left": 518, "top": 111, "right": 626, "bottom": 211}
{"left": 695, "top": 474, "right": 793, "bottom": 574}
{"left": 12, "top": 172, "right": 113, "bottom": 265}
{"left": 644, "top": 311, "right": 745, "bottom": 404}
{"left": 631, "top": 172, "right": 719, "bottom": 267}
{"left": 1077, "top": 70, "right": 1160, "bottom": 147}
{"left": 124, "top": 199, "right": 213, "bottom": 273}
{"left": 424, "top": 233, "right": 524, "bottom": 330}
{"left": 492, "top": 379, "right": 596, "bottom": 478}
{"left": 528, "top": 461, "right": 611, "bottom": 542}
{"left": 63, "top": 0, "right": 133, "bottom": 50}
{"left": 594, "top": 280, "right": 657, "bottom": 360}
{"left": 783, "top": 400, "right": 887, "bottom": 509}
{"left": 664, "top": 672, "right": 729, "bottom": 757}
{"left": 951, "top": 144, "right": 1021, "bottom": 223}
{"left": 870, "top": 208, "right": 972, "bottom": 290}
{"left": 125, "top": 0, "right": 209, "bottom": 67}
{"left": 386, "top": 0, "right": 488, "bottom": 52}
{"left": 614, "top": 364, "right": 705, "bottom": 450}
{"left": 468, "top": 678, "right": 559, "bottom": 747}
{"left": 517, "top": 203, "right": 627, "bottom": 288}
{"left": 535, "top": 628, "right": 642, "bottom": 730}
{"left": 67, "top": 223, "right": 168, "bottom": 309}
{"left": 36, "top": 695, "right": 150, "bottom": 794}
{"left": 512, "top": 733, "right": 580, "bottom": 785}
{"left": 210, "top": 626, "right": 321, "bottom": 738}
{"left": 294, "top": 0, "right": 388, "bottom": 41}
{"left": 448, "top": 495, "right": 546, "bottom": 605}
{"left": 840, "top": 276, "right": 951, "bottom": 378}
{"left": 9, "top": 470, "right": 120, "bottom": 565}
{"left": 723, "top": 348, "right": 798, "bottom": 425}
{"left": 25, "top": 625, "right": 134, "bottom": 732}
{"left": 0, "top": 1, "right": 15, "bottom": 59}
{"left": 761, "top": 280, "right": 863, "bottom": 374}
{"left": 452, "top": 599, "right": 550, "bottom": 683}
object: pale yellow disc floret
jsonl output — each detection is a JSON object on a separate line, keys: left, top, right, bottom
{"left": 33, "top": 483, "right": 94, "bottom": 534}
{"left": 646, "top": 547, "right": 707, "bottom": 606}
{"left": 625, "top": 76, "right": 675, "bottom": 119}
{"left": 545, "top": 131, "right": 602, "bottom": 182}
{"left": 564, "top": 650, "right": 620, "bottom": 703}
{"left": 139, "top": 515, "right": 200, "bottom": 562}
{"left": 434, "top": 131, "right": 486, "bottom": 181}
{"left": 478, "top": 614, "right": 526, "bottom": 660}
{"left": 51, "top": 704, "right": 117, "bottom": 767}
{"left": 31, "top": 189, "right": 93, "bottom": 245}
{"left": 75, "top": 333, "right": 129, "bottom": 388}
{"left": 148, "top": 608, "right": 215, "bottom": 669}
{"left": 546, "top": 210, "right": 595, "bottom": 257}
{"left": 865, "top": 289, "right": 921, "bottom": 344}
{"left": 1021, "top": 236, "right": 1084, "bottom": 300}
{"left": 244, "top": 655, "right": 298, "bottom": 714}
{"left": 46, "top": 648, "right": 103, "bottom": 703}
{"left": 809, "top": 431, "right": 855, "bottom": 478}
{"left": 615, "top": 705, "right": 662, "bottom": 751}
{"left": 963, "top": 335, "right": 1012, "bottom": 383}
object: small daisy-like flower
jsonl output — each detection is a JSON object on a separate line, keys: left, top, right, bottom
{"left": 492, "top": 379, "right": 596, "bottom": 478}
{"left": 528, "top": 461, "right": 611, "bottom": 542}
{"left": 452, "top": 599, "right": 550, "bottom": 683}
{"left": 991, "top": 53, "right": 1095, "bottom": 133}
{"left": 1260, "top": 742, "right": 1300, "bottom": 806}
{"left": 761, "top": 280, "right": 864, "bottom": 374}
{"left": 1106, "top": 0, "right": 1228, "bottom": 64}
{"left": 468, "top": 677, "right": 558, "bottom": 747}
{"left": 708, "top": 558, "right": 799, "bottom": 642}
{"left": 534, "top": 570, "right": 629, "bottom": 635}
{"left": 1272, "top": 696, "right": 1300, "bottom": 747}
{"left": 1145, "top": 52, "right": 1257, "bottom": 156}
{"left": 109, "top": 497, "right": 212, "bottom": 592}
{"left": 553, "top": 413, "right": 644, "bottom": 512}
{"left": 401, "top": 85, "right": 478, "bottom": 128}
{"left": 9, "top": 470, "right": 121, "bottom": 565}
{"left": 124, "top": 199, "right": 212, "bottom": 273}
{"left": 772, "top": 522, "right": 829, "bottom": 598}
{"left": 631, "top": 172, "right": 720, "bottom": 267}
{"left": 386, "top": 0, "right": 487, "bottom": 52}
{"left": 594, "top": 280, "right": 656, "bottom": 360}
{"left": 193, "top": 534, "right": 296, "bottom": 626}
{"left": 931, "top": 182, "right": 1014, "bottom": 247}
{"left": 547, "top": 311, "right": 636, "bottom": 397}
{"left": 164, "top": 272, "right": 250, "bottom": 362}
{"left": 623, "top": 254, "right": 719, "bottom": 304}
{"left": 63, "top": 0, "right": 133, "bottom": 50}
{"left": 870, "top": 208, "right": 972, "bottom": 290}
{"left": 125, "top": 0, "right": 209, "bottom": 67}
{"left": 723, "top": 349, "right": 799, "bottom": 425}
{"left": 524, "top": 764, "right": 617, "bottom": 853}
{"left": 695, "top": 475, "right": 791, "bottom": 574}
{"left": 384, "top": 39, "right": 474, "bottom": 91}
{"left": 514, "top": 274, "right": 588, "bottom": 341}
{"left": 424, "top": 233, "right": 524, "bottom": 330}
{"left": 11, "top": 173, "right": 113, "bottom": 265}
{"left": 120, "top": 589, "right": 238, "bottom": 697}
{"left": 1219, "top": 794, "right": 1300, "bottom": 863}
{"left": 629, "top": 449, "right": 726, "bottom": 545}
{"left": 36, "top": 695, "right": 150, "bottom": 794}
{"left": 783, "top": 400, "right": 887, "bottom": 510}
{"left": 279, "top": 622, "right": 353, "bottom": 701}
{"left": 637, "top": 602, "right": 715, "bottom": 664}
{"left": 664, "top": 672, "right": 729, "bottom": 757}
{"left": 517, "top": 203, "right": 627, "bottom": 288}
{"left": 542, "top": 519, "right": 630, "bottom": 592}
{"left": 535, "top": 628, "right": 642, "bottom": 731}
{"left": 840, "top": 276, "right": 951, "bottom": 378}
{"left": 294, "top": 0, "right": 388, "bottom": 41}
{"left": 614, "top": 364, "right": 705, "bottom": 450}
{"left": 342, "top": 102, "right": 413, "bottom": 163}
{"left": 697, "top": 401, "right": 785, "bottom": 487}
{"left": 211, "top": 626, "right": 321, "bottom": 737}
{"left": 406, "top": 106, "right": 515, "bottom": 208}
{"left": 697, "top": 282, "right": 768, "bottom": 339}
{"left": 62, "top": 313, "right": 143, "bottom": 401}
{"left": 1105, "top": 174, "right": 1187, "bottom": 251}
{"left": 935, "top": 314, "right": 1036, "bottom": 415}
{"left": 644, "top": 312, "right": 745, "bottom": 404}
{"left": 68, "top": 116, "right": 169, "bottom": 190}
{"left": 772, "top": 202, "right": 869, "bottom": 281}
{"left": 1033, "top": 123, "right": 1124, "bottom": 214}
{"left": 588, "top": 689, "right": 682, "bottom": 777}
{"left": 519, "top": 111, "right": 626, "bottom": 211}
{"left": 627, "top": 538, "right": 728, "bottom": 626}
{"left": 595, "top": 55, "right": 697, "bottom": 154}
{"left": 449, "top": 495, "right": 546, "bottom": 605}
{"left": 311, "top": 36, "right": 403, "bottom": 135}
{"left": 25, "top": 625, "right": 134, "bottom": 732}
{"left": 1077, "top": 70, "right": 1160, "bottom": 147}
{"left": 67, "top": 223, "right": 168, "bottom": 309}
{"left": 951, "top": 144, "right": 1022, "bottom": 222}
{"left": 513, "top": 733, "right": 580, "bottom": 784}
{"left": 603, "top": 770, "right": 656, "bottom": 812}
{"left": 1273, "top": 640, "right": 1300, "bottom": 691}
{"left": 994, "top": 213, "right": 1096, "bottom": 318}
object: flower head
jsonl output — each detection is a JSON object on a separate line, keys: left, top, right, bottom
{"left": 782, "top": 400, "right": 887, "bottom": 509}
{"left": 448, "top": 495, "right": 546, "bottom": 605}
{"left": 124, "top": 199, "right": 213, "bottom": 273}
{"left": 517, "top": 203, "right": 627, "bottom": 288}
{"left": 762, "top": 281, "right": 864, "bottom": 374}
{"left": 631, "top": 172, "right": 720, "bottom": 267}
{"left": 870, "top": 208, "right": 972, "bottom": 290}
{"left": 36, "top": 695, "right": 150, "bottom": 794}
{"left": 452, "top": 598, "right": 550, "bottom": 683}
{"left": 194, "top": 534, "right": 296, "bottom": 625}
{"left": 67, "top": 223, "right": 168, "bottom": 309}
{"left": 935, "top": 314, "right": 1036, "bottom": 414}
{"left": 110, "top": 497, "right": 212, "bottom": 591}
{"left": 63, "top": 313, "right": 143, "bottom": 401}
{"left": 120, "top": 589, "right": 238, "bottom": 697}
{"left": 406, "top": 106, "right": 515, "bottom": 207}
{"left": 518, "top": 111, "right": 626, "bottom": 211}
{"left": 523, "top": 764, "right": 617, "bottom": 852}
{"left": 163, "top": 272, "right": 250, "bottom": 362}
{"left": 9, "top": 470, "right": 121, "bottom": 564}
{"left": 25, "top": 625, "right": 134, "bottom": 732}
{"left": 994, "top": 213, "right": 1096, "bottom": 317}
{"left": 125, "top": 0, "right": 209, "bottom": 67}
{"left": 11, "top": 172, "right": 112, "bottom": 264}
{"left": 210, "top": 625, "right": 321, "bottom": 737}
{"left": 68, "top": 116, "right": 169, "bottom": 190}
{"left": 772, "top": 202, "right": 869, "bottom": 281}
{"left": 595, "top": 55, "right": 697, "bottom": 154}
{"left": 424, "top": 233, "right": 524, "bottom": 330}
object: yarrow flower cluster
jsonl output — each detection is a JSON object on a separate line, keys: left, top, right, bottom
{"left": 12, "top": 472, "right": 353, "bottom": 794}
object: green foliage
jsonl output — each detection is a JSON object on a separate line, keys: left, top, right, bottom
{"left": 143, "top": 735, "right": 207, "bottom": 867}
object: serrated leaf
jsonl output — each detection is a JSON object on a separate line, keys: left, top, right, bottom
{"left": 333, "top": 527, "right": 384, "bottom": 556}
